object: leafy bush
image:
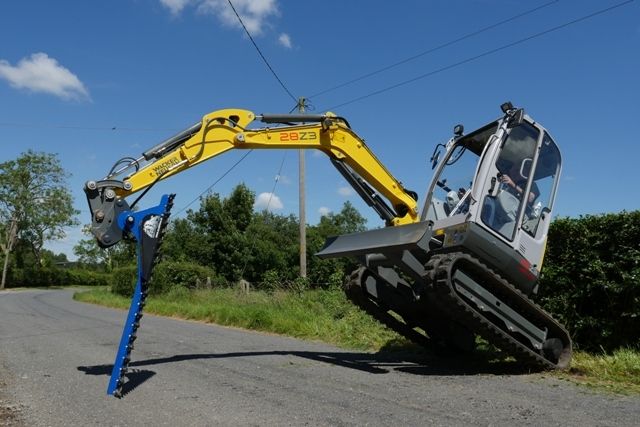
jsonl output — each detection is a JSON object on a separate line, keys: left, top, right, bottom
{"left": 111, "top": 265, "right": 137, "bottom": 297}
{"left": 258, "top": 269, "right": 310, "bottom": 292}
{"left": 7, "top": 267, "right": 109, "bottom": 287}
{"left": 539, "top": 211, "right": 640, "bottom": 351}
{"left": 260, "top": 269, "right": 282, "bottom": 291}
{"left": 10, "top": 267, "right": 62, "bottom": 287}
{"left": 150, "top": 261, "right": 219, "bottom": 294}
{"left": 161, "top": 187, "right": 365, "bottom": 289}
{"left": 67, "top": 269, "right": 110, "bottom": 287}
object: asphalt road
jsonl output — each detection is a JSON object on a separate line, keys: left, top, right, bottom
{"left": 0, "top": 289, "right": 638, "bottom": 426}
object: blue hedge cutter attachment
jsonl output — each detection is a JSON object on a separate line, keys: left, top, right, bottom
{"left": 106, "top": 194, "right": 175, "bottom": 398}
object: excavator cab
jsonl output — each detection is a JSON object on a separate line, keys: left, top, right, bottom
{"left": 318, "top": 103, "right": 571, "bottom": 368}
{"left": 423, "top": 104, "right": 562, "bottom": 296}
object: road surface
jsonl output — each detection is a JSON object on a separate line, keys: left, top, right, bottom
{"left": 0, "top": 288, "right": 638, "bottom": 426}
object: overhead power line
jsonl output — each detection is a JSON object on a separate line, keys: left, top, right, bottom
{"left": 174, "top": 150, "right": 254, "bottom": 216}
{"left": 240, "top": 151, "right": 288, "bottom": 278}
{"left": 226, "top": 0, "right": 297, "bottom": 103}
{"left": 308, "top": 0, "right": 560, "bottom": 100}
{"left": 0, "top": 121, "right": 176, "bottom": 133}
{"left": 170, "top": 3, "right": 300, "bottom": 234}
{"left": 325, "top": 0, "right": 635, "bottom": 111}
{"left": 4, "top": 1, "right": 630, "bottom": 133}
{"left": 1, "top": 1, "right": 299, "bottom": 132}
{"left": 226, "top": 1, "right": 311, "bottom": 277}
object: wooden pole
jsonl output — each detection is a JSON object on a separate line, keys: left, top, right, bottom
{"left": 298, "top": 97, "right": 307, "bottom": 278}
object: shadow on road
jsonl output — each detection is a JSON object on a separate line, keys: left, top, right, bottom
{"left": 77, "top": 365, "right": 156, "bottom": 397}
{"left": 78, "top": 346, "right": 533, "bottom": 395}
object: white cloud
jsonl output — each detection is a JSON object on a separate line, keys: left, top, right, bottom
{"left": 160, "top": 0, "right": 192, "bottom": 14}
{"left": 276, "top": 174, "right": 291, "bottom": 185}
{"left": 161, "top": 0, "right": 279, "bottom": 35}
{"left": 318, "top": 206, "right": 331, "bottom": 217}
{"left": 338, "top": 186, "right": 354, "bottom": 197}
{"left": 200, "top": 0, "right": 279, "bottom": 35}
{"left": 278, "top": 33, "right": 292, "bottom": 48}
{"left": 0, "top": 53, "right": 90, "bottom": 101}
{"left": 254, "top": 192, "right": 283, "bottom": 211}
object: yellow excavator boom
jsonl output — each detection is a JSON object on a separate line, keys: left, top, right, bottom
{"left": 114, "top": 108, "right": 419, "bottom": 226}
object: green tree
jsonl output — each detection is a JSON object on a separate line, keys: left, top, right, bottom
{"left": 245, "top": 211, "right": 299, "bottom": 283}
{"left": 160, "top": 217, "right": 205, "bottom": 263}
{"left": 307, "top": 201, "right": 367, "bottom": 288}
{"left": 40, "top": 249, "right": 70, "bottom": 268}
{"left": 161, "top": 186, "right": 368, "bottom": 289}
{"left": 0, "top": 151, "right": 78, "bottom": 288}
{"left": 327, "top": 200, "right": 368, "bottom": 234}
{"left": 177, "top": 184, "right": 255, "bottom": 281}
{"left": 163, "top": 184, "right": 300, "bottom": 286}
{"left": 73, "top": 225, "right": 136, "bottom": 271}
{"left": 73, "top": 237, "right": 104, "bottom": 268}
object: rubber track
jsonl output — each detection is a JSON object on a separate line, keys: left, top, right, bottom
{"left": 427, "top": 252, "right": 571, "bottom": 369}
{"left": 343, "top": 268, "right": 431, "bottom": 348}
{"left": 345, "top": 253, "right": 571, "bottom": 370}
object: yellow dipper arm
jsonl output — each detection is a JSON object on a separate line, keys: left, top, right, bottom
{"left": 116, "top": 108, "right": 418, "bottom": 226}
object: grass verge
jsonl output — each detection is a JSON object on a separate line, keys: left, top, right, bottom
{"left": 554, "top": 349, "right": 640, "bottom": 395}
{"left": 74, "top": 287, "right": 402, "bottom": 351}
{"left": 74, "top": 287, "right": 640, "bottom": 394}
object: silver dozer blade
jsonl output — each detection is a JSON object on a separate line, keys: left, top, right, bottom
{"left": 316, "top": 221, "right": 432, "bottom": 260}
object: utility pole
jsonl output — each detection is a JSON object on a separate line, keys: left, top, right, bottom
{"left": 298, "top": 97, "right": 307, "bottom": 278}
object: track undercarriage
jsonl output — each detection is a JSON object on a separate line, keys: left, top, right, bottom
{"left": 343, "top": 251, "right": 572, "bottom": 369}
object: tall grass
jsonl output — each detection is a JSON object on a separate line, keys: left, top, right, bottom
{"left": 74, "top": 287, "right": 402, "bottom": 351}
{"left": 559, "top": 349, "right": 640, "bottom": 394}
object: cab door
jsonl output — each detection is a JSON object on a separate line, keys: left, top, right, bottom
{"left": 514, "top": 132, "right": 562, "bottom": 275}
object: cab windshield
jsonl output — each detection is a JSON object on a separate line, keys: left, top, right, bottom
{"left": 480, "top": 123, "right": 539, "bottom": 240}
{"left": 479, "top": 124, "right": 561, "bottom": 240}
{"left": 425, "top": 122, "right": 498, "bottom": 221}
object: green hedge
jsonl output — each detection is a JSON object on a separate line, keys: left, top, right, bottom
{"left": 67, "top": 269, "right": 111, "bottom": 287}
{"left": 111, "top": 265, "right": 137, "bottom": 297}
{"left": 539, "top": 211, "right": 640, "bottom": 351}
{"left": 111, "top": 261, "right": 221, "bottom": 297}
{"left": 7, "top": 267, "right": 110, "bottom": 288}
{"left": 152, "top": 261, "right": 221, "bottom": 294}
{"left": 102, "top": 211, "right": 639, "bottom": 353}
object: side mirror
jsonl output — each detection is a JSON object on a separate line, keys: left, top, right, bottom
{"left": 500, "top": 102, "right": 514, "bottom": 113}
{"left": 507, "top": 108, "right": 525, "bottom": 129}
{"left": 501, "top": 102, "right": 525, "bottom": 129}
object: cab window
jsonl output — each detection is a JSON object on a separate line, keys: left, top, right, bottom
{"left": 481, "top": 124, "right": 539, "bottom": 240}
{"left": 522, "top": 132, "right": 561, "bottom": 236}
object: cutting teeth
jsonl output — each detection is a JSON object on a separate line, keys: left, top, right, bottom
{"left": 107, "top": 194, "right": 176, "bottom": 397}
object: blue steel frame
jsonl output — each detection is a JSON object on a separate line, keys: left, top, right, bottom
{"left": 107, "top": 194, "right": 173, "bottom": 396}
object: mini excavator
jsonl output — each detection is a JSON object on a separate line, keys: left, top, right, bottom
{"left": 85, "top": 102, "right": 572, "bottom": 397}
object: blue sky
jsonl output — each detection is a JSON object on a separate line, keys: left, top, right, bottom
{"left": 1, "top": 0, "right": 639, "bottom": 259}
